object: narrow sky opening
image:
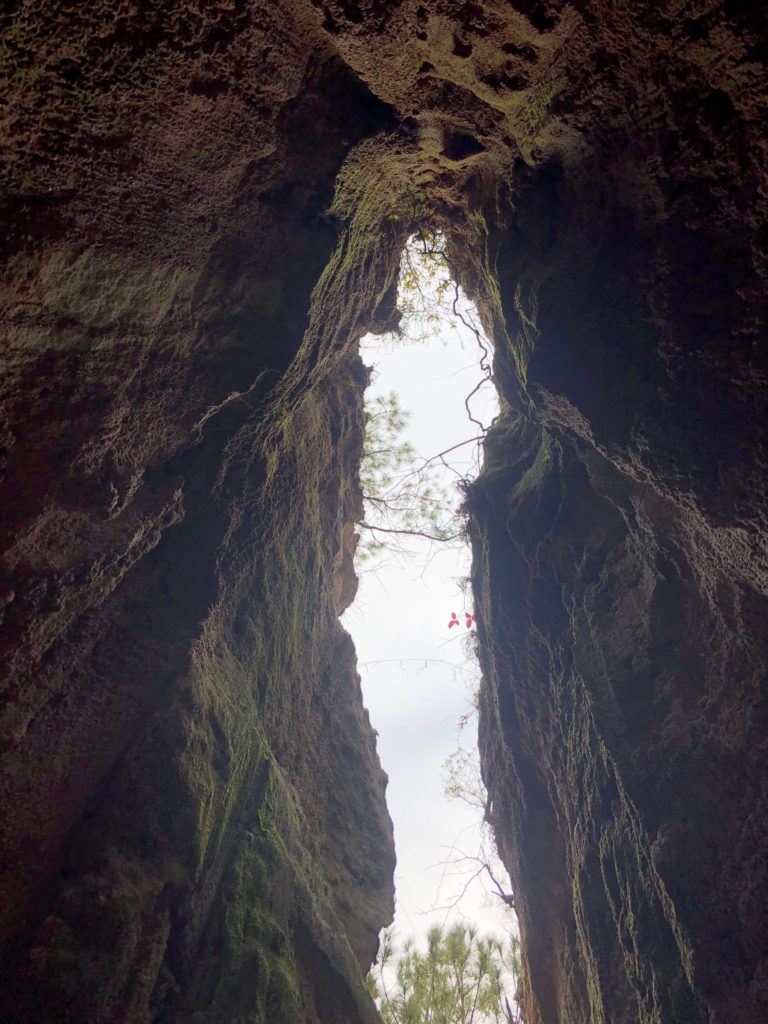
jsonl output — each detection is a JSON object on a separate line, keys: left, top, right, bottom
{"left": 342, "top": 238, "right": 511, "bottom": 946}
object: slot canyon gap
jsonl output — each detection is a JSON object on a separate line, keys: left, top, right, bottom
{"left": 1, "top": 3, "right": 767, "bottom": 1024}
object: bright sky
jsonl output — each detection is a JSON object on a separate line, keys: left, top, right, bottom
{"left": 341, "top": 246, "right": 514, "bottom": 952}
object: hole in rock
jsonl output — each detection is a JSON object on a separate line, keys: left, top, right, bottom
{"left": 514, "top": 0, "right": 558, "bottom": 32}
{"left": 452, "top": 34, "right": 473, "bottom": 58}
{"left": 502, "top": 41, "right": 538, "bottom": 62}
{"left": 501, "top": 72, "right": 529, "bottom": 91}
{"left": 342, "top": 236, "right": 522, "bottom": 1010}
{"left": 441, "top": 131, "right": 486, "bottom": 162}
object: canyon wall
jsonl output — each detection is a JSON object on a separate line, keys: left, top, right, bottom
{"left": 1, "top": 4, "right": 404, "bottom": 1020}
{"left": 468, "top": 148, "right": 767, "bottom": 1023}
{"left": 2, "top": 2, "right": 767, "bottom": 1023}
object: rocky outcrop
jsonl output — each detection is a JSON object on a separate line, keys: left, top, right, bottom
{"left": 460, "top": 30, "right": 768, "bottom": 1024}
{"left": 1, "top": 4, "right": 403, "bottom": 1020}
{"left": 2, "top": 1, "right": 767, "bottom": 1023}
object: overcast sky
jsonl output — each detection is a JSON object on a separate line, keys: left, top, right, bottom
{"left": 342, "top": 258, "right": 515, "bottom": 951}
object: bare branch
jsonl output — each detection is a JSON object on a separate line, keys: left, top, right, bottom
{"left": 359, "top": 521, "right": 465, "bottom": 543}
{"left": 450, "top": 281, "right": 494, "bottom": 436}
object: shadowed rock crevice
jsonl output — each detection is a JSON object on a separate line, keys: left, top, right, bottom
{"left": 453, "top": 147, "right": 767, "bottom": 1024}
{"left": 2, "top": 1, "right": 767, "bottom": 1022}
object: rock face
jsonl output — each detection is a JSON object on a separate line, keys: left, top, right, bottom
{"left": 1, "top": 4, "right": 401, "bottom": 1021}
{"left": 2, "top": 2, "right": 767, "bottom": 1023}
{"left": 469, "top": 157, "right": 768, "bottom": 1023}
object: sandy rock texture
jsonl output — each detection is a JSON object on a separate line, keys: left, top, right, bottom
{"left": 2, "top": 1, "right": 767, "bottom": 1023}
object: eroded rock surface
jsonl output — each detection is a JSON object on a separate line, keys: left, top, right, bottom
{"left": 2, "top": 1, "right": 767, "bottom": 1022}
{"left": 2, "top": 4, "right": 401, "bottom": 1021}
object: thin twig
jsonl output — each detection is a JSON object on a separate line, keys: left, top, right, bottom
{"left": 359, "top": 521, "right": 464, "bottom": 542}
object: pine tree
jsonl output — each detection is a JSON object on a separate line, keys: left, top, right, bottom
{"left": 369, "top": 925, "right": 523, "bottom": 1024}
